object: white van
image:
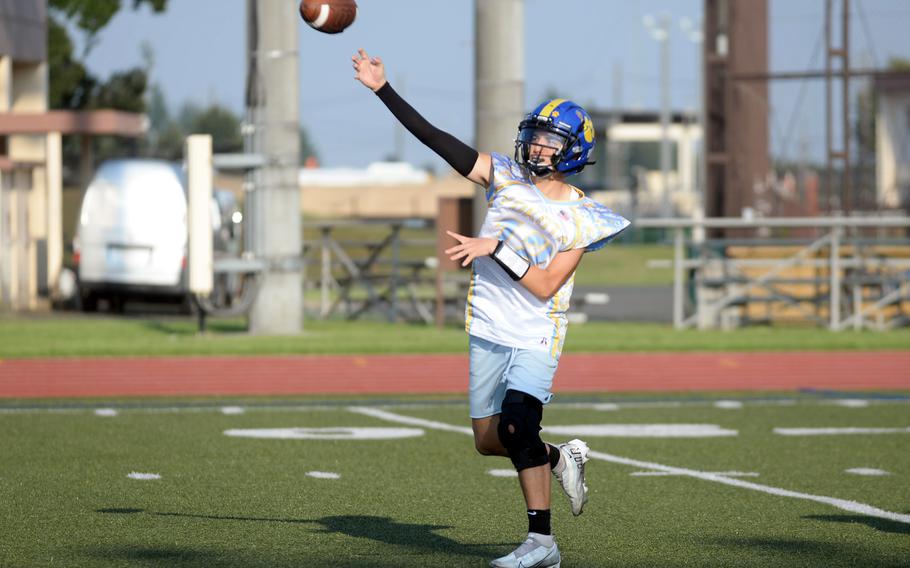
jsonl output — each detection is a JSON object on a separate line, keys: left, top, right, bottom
{"left": 73, "top": 159, "right": 237, "bottom": 312}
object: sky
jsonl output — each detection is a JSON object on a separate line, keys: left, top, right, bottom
{"left": 76, "top": 0, "right": 910, "bottom": 171}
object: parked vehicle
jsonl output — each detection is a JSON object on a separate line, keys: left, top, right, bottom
{"left": 73, "top": 159, "right": 240, "bottom": 312}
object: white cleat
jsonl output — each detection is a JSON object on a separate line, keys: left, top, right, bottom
{"left": 490, "top": 534, "right": 561, "bottom": 568}
{"left": 554, "top": 438, "right": 589, "bottom": 516}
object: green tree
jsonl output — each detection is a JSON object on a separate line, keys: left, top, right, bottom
{"left": 50, "top": 0, "right": 168, "bottom": 42}
{"left": 91, "top": 68, "right": 147, "bottom": 112}
{"left": 300, "top": 126, "right": 318, "bottom": 164}
{"left": 47, "top": 17, "right": 94, "bottom": 110}
{"left": 188, "top": 104, "right": 243, "bottom": 154}
{"left": 48, "top": 1, "right": 169, "bottom": 182}
{"left": 48, "top": 0, "right": 169, "bottom": 112}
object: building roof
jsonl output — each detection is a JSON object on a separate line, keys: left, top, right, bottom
{"left": 298, "top": 161, "right": 431, "bottom": 187}
{"left": 0, "top": 110, "right": 146, "bottom": 136}
{"left": 874, "top": 72, "right": 910, "bottom": 93}
{"left": 589, "top": 109, "right": 699, "bottom": 125}
{"left": 0, "top": 0, "right": 46, "bottom": 62}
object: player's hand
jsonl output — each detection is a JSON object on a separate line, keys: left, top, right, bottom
{"left": 352, "top": 48, "right": 386, "bottom": 92}
{"left": 445, "top": 231, "right": 498, "bottom": 267}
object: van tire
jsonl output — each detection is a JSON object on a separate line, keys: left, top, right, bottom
{"left": 179, "top": 293, "right": 198, "bottom": 316}
{"left": 80, "top": 292, "right": 99, "bottom": 312}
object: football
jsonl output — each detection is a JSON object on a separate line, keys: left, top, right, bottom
{"left": 299, "top": 0, "right": 358, "bottom": 34}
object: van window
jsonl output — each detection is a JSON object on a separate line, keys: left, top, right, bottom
{"left": 80, "top": 177, "right": 185, "bottom": 232}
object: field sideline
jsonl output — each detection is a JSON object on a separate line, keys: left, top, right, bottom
{"left": 1, "top": 394, "right": 908, "bottom": 567}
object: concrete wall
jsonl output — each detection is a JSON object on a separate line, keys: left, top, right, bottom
{"left": 300, "top": 176, "right": 475, "bottom": 219}
{"left": 0, "top": 5, "right": 53, "bottom": 310}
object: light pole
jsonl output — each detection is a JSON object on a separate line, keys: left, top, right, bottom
{"left": 680, "top": 16, "right": 705, "bottom": 243}
{"left": 644, "top": 13, "right": 672, "bottom": 218}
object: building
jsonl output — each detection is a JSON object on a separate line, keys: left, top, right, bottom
{"left": 581, "top": 109, "right": 702, "bottom": 218}
{"left": 297, "top": 161, "right": 473, "bottom": 219}
{"left": 0, "top": 1, "right": 143, "bottom": 310}
{"left": 876, "top": 74, "right": 910, "bottom": 211}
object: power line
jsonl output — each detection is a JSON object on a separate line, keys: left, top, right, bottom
{"left": 777, "top": 25, "right": 825, "bottom": 163}
{"left": 855, "top": 0, "right": 881, "bottom": 68}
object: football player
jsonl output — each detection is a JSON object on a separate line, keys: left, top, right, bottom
{"left": 353, "top": 48, "right": 630, "bottom": 568}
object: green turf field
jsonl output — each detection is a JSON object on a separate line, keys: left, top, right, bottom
{"left": 2, "top": 393, "right": 908, "bottom": 567}
{"left": 2, "top": 316, "right": 910, "bottom": 358}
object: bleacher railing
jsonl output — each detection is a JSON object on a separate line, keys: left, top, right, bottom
{"left": 636, "top": 217, "right": 910, "bottom": 331}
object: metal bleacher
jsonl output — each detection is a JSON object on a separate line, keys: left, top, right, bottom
{"left": 638, "top": 217, "right": 910, "bottom": 331}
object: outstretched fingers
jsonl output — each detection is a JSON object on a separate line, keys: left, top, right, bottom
{"left": 446, "top": 230, "right": 467, "bottom": 243}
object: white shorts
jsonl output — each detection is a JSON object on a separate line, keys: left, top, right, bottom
{"left": 468, "top": 335, "right": 559, "bottom": 419}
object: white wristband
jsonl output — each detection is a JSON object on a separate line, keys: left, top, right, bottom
{"left": 492, "top": 241, "right": 530, "bottom": 280}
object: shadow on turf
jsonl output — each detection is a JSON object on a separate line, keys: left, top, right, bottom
{"left": 804, "top": 514, "right": 910, "bottom": 535}
{"left": 141, "top": 318, "right": 246, "bottom": 336}
{"left": 83, "top": 545, "right": 215, "bottom": 563}
{"left": 705, "top": 536, "right": 908, "bottom": 567}
{"left": 96, "top": 509, "right": 504, "bottom": 560}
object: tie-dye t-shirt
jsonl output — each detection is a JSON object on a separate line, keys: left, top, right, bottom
{"left": 465, "top": 153, "right": 630, "bottom": 357}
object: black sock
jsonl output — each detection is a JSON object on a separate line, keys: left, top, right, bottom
{"left": 527, "top": 509, "right": 551, "bottom": 535}
{"left": 547, "top": 444, "right": 560, "bottom": 470}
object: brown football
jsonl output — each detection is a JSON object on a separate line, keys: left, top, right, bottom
{"left": 299, "top": 0, "right": 357, "bottom": 34}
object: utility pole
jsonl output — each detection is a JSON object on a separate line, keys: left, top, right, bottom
{"left": 681, "top": 17, "right": 705, "bottom": 243}
{"left": 645, "top": 13, "right": 673, "bottom": 217}
{"left": 659, "top": 13, "right": 672, "bottom": 218}
{"left": 474, "top": 0, "right": 524, "bottom": 233}
{"left": 607, "top": 62, "right": 623, "bottom": 192}
{"left": 245, "top": 0, "right": 302, "bottom": 335}
{"left": 824, "top": 0, "right": 851, "bottom": 214}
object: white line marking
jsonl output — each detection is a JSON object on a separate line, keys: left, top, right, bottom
{"left": 543, "top": 424, "right": 738, "bottom": 438}
{"left": 127, "top": 472, "right": 160, "bottom": 480}
{"left": 224, "top": 427, "right": 425, "bottom": 440}
{"left": 220, "top": 406, "right": 246, "bottom": 415}
{"left": 488, "top": 469, "right": 518, "bottom": 478}
{"left": 95, "top": 408, "right": 118, "bottom": 417}
{"left": 631, "top": 470, "right": 759, "bottom": 477}
{"left": 832, "top": 399, "right": 870, "bottom": 408}
{"left": 714, "top": 400, "right": 743, "bottom": 409}
{"left": 586, "top": 449, "right": 910, "bottom": 524}
{"left": 2, "top": 397, "right": 909, "bottom": 416}
{"left": 775, "top": 427, "right": 910, "bottom": 436}
{"left": 306, "top": 471, "right": 340, "bottom": 480}
{"left": 845, "top": 468, "right": 890, "bottom": 476}
{"left": 355, "top": 407, "right": 910, "bottom": 525}
{"left": 348, "top": 407, "right": 474, "bottom": 435}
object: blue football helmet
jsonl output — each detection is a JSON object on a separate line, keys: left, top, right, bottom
{"left": 514, "top": 98, "right": 596, "bottom": 177}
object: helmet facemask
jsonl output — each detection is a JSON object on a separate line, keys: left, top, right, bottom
{"left": 514, "top": 122, "right": 571, "bottom": 178}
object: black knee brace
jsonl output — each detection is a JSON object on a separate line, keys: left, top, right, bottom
{"left": 497, "top": 389, "right": 548, "bottom": 472}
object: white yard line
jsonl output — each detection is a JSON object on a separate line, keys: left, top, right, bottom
{"left": 1, "top": 397, "right": 908, "bottom": 415}
{"left": 350, "top": 406, "right": 910, "bottom": 526}
{"left": 349, "top": 407, "right": 473, "bottom": 435}
{"left": 775, "top": 427, "right": 910, "bottom": 436}
{"left": 630, "top": 470, "right": 759, "bottom": 477}
{"left": 127, "top": 472, "right": 161, "bottom": 480}
{"left": 845, "top": 468, "right": 890, "bottom": 476}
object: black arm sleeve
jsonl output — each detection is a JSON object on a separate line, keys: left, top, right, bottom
{"left": 374, "top": 82, "right": 479, "bottom": 177}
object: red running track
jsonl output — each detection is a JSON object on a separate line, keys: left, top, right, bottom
{"left": 1, "top": 352, "right": 908, "bottom": 399}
